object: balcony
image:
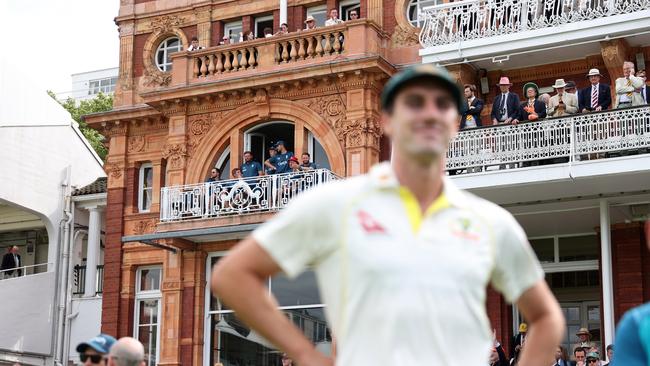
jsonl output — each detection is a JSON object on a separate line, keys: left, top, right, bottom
{"left": 447, "top": 105, "right": 650, "bottom": 204}
{"left": 145, "top": 20, "right": 388, "bottom": 102}
{"left": 160, "top": 169, "right": 339, "bottom": 223}
{"left": 418, "top": 0, "right": 650, "bottom": 65}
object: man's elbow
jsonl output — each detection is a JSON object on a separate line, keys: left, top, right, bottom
{"left": 210, "top": 260, "right": 235, "bottom": 298}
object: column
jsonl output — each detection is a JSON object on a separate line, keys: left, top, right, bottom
{"left": 85, "top": 207, "right": 103, "bottom": 297}
{"left": 280, "top": 0, "right": 288, "bottom": 25}
{"left": 600, "top": 199, "right": 616, "bottom": 346}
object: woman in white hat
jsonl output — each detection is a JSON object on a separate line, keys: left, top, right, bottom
{"left": 547, "top": 79, "right": 579, "bottom": 117}
{"left": 304, "top": 15, "right": 317, "bottom": 30}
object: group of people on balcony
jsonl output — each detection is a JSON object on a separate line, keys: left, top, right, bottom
{"left": 460, "top": 61, "right": 650, "bottom": 129}
{"left": 185, "top": 8, "right": 358, "bottom": 49}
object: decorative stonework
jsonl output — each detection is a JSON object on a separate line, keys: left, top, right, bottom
{"left": 150, "top": 15, "right": 186, "bottom": 34}
{"left": 187, "top": 112, "right": 222, "bottom": 155}
{"left": 391, "top": 24, "right": 419, "bottom": 47}
{"left": 162, "top": 143, "right": 188, "bottom": 169}
{"left": 299, "top": 95, "right": 345, "bottom": 128}
{"left": 100, "top": 121, "right": 128, "bottom": 137}
{"left": 143, "top": 68, "right": 172, "bottom": 88}
{"left": 104, "top": 163, "right": 124, "bottom": 179}
{"left": 335, "top": 117, "right": 382, "bottom": 149}
{"left": 127, "top": 135, "right": 146, "bottom": 152}
{"left": 133, "top": 219, "right": 156, "bottom": 235}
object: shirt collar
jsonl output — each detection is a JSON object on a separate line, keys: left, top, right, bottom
{"left": 368, "top": 162, "right": 470, "bottom": 208}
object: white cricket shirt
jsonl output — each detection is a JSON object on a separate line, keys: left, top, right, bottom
{"left": 253, "top": 162, "right": 544, "bottom": 365}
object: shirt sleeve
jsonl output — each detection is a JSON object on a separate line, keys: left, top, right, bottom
{"left": 252, "top": 185, "right": 339, "bottom": 278}
{"left": 490, "top": 210, "right": 545, "bottom": 303}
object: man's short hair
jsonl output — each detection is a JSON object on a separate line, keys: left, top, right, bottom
{"left": 606, "top": 344, "right": 614, "bottom": 351}
{"left": 231, "top": 168, "right": 241, "bottom": 175}
{"left": 574, "top": 347, "right": 586, "bottom": 355}
{"left": 638, "top": 69, "right": 646, "bottom": 75}
{"left": 623, "top": 61, "right": 635, "bottom": 68}
{"left": 281, "top": 22, "right": 288, "bottom": 27}
{"left": 191, "top": 36, "right": 198, "bottom": 41}
{"left": 301, "top": 152, "right": 310, "bottom": 157}
{"left": 211, "top": 167, "right": 220, "bottom": 174}
{"left": 264, "top": 27, "right": 272, "bottom": 34}
{"left": 243, "top": 151, "right": 252, "bottom": 156}
{"left": 464, "top": 84, "right": 477, "bottom": 93}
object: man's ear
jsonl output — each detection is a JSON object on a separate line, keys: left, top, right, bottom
{"left": 380, "top": 112, "right": 392, "bottom": 137}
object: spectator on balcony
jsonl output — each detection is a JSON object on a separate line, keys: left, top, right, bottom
{"left": 263, "top": 27, "right": 274, "bottom": 38}
{"left": 602, "top": 344, "right": 613, "bottom": 365}
{"left": 231, "top": 168, "right": 243, "bottom": 179}
{"left": 510, "top": 323, "right": 527, "bottom": 359}
{"left": 271, "top": 140, "right": 294, "bottom": 174}
{"left": 241, "top": 151, "right": 264, "bottom": 178}
{"left": 585, "top": 351, "right": 600, "bottom": 366}
{"left": 304, "top": 16, "right": 317, "bottom": 30}
{"left": 490, "top": 330, "right": 509, "bottom": 366}
{"left": 206, "top": 168, "right": 221, "bottom": 183}
{"left": 547, "top": 79, "right": 579, "bottom": 117}
{"left": 349, "top": 10, "right": 359, "bottom": 20}
{"left": 554, "top": 345, "right": 570, "bottom": 366}
{"left": 288, "top": 156, "right": 302, "bottom": 173}
{"left": 637, "top": 69, "right": 649, "bottom": 104}
{"left": 219, "top": 36, "right": 230, "bottom": 45}
{"left": 1, "top": 246, "right": 21, "bottom": 278}
{"left": 187, "top": 36, "right": 204, "bottom": 51}
{"left": 615, "top": 61, "right": 645, "bottom": 108}
{"left": 245, "top": 31, "right": 256, "bottom": 41}
{"left": 566, "top": 81, "right": 578, "bottom": 99}
{"left": 300, "top": 152, "right": 317, "bottom": 170}
{"left": 572, "top": 328, "right": 596, "bottom": 357}
{"left": 491, "top": 77, "right": 520, "bottom": 125}
{"left": 107, "top": 337, "right": 145, "bottom": 366}
{"left": 579, "top": 68, "right": 612, "bottom": 113}
{"left": 325, "top": 8, "right": 344, "bottom": 26}
{"left": 517, "top": 82, "right": 547, "bottom": 122}
{"left": 460, "top": 84, "right": 484, "bottom": 129}
{"left": 265, "top": 147, "right": 278, "bottom": 174}
{"left": 275, "top": 23, "right": 289, "bottom": 36}
{"left": 281, "top": 353, "right": 293, "bottom": 366}
{"left": 76, "top": 334, "right": 117, "bottom": 366}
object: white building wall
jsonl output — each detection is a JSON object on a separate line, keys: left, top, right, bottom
{"left": 69, "top": 67, "right": 119, "bottom": 102}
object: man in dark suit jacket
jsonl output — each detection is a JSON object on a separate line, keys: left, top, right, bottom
{"left": 638, "top": 69, "right": 649, "bottom": 104}
{"left": 1, "top": 246, "right": 22, "bottom": 277}
{"left": 491, "top": 76, "right": 520, "bottom": 124}
{"left": 579, "top": 68, "right": 612, "bottom": 112}
{"left": 460, "top": 84, "right": 484, "bottom": 129}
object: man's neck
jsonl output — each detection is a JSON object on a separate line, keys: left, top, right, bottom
{"left": 391, "top": 152, "right": 444, "bottom": 213}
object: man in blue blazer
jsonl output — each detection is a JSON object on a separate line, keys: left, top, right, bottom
{"left": 579, "top": 68, "right": 612, "bottom": 112}
{"left": 460, "top": 84, "right": 484, "bottom": 129}
{"left": 491, "top": 76, "right": 520, "bottom": 124}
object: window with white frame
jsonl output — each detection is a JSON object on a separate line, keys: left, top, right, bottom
{"left": 255, "top": 15, "right": 274, "bottom": 38}
{"left": 155, "top": 37, "right": 182, "bottom": 72}
{"left": 88, "top": 77, "right": 118, "bottom": 95}
{"left": 407, "top": 0, "right": 442, "bottom": 27}
{"left": 134, "top": 267, "right": 162, "bottom": 366}
{"left": 307, "top": 5, "right": 328, "bottom": 27}
{"left": 138, "top": 163, "right": 153, "bottom": 212}
{"left": 339, "top": 0, "right": 361, "bottom": 20}
{"left": 529, "top": 234, "right": 599, "bottom": 266}
{"left": 224, "top": 21, "right": 243, "bottom": 43}
{"left": 205, "top": 254, "right": 331, "bottom": 366}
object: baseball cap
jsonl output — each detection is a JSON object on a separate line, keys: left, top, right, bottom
{"left": 274, "top": 140, "right": 286, "bottom": 148}
{"left": 288, "top": 156, "right": 299, "bottom": 163}
{"left": 381, "top": 64, "right": 464, "bottom": 113}
{"left": 76, "top": 334, "right": 117, "bottom": 354}
{"left": 586, "top": 352, "right": 600, "bottom": 360}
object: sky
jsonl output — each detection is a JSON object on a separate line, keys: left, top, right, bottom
{"left": 0, "top": 0, "right": 120, "bottom": 98}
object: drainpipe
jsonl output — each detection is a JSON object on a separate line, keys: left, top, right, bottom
{"left": 62, "top": 228, "right": 87, "bottom": 366}
{"left": 55, "top": 167, "right": 73, "bottom": 366}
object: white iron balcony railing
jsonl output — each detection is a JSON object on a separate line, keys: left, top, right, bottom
{"left": 419, "top": 0, "right": 650, "bottom": 47}
{"left": 446, "top": 105, "right": 650, "bottom": 172}
{"left": 160, "top": 169, "right": 340, "bottom": 222}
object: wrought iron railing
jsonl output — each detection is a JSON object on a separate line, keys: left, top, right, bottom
{"left": 160, "top": 169, "right": 340, "bottom": 222}
{"left": 72, "top": 264, "right": 104, "bottom": 295}
{"left": 419, "top": 0, "right": 650, "bottom": 47}
{"left": 446, "top": 106, "right": 650, "bottom": 171}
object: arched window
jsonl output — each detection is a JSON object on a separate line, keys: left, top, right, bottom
{"left": 155, "top": 37, "right": 182, "bottom": 72}
{"left": 407, "top": 0, "right": 442, "bottom": 27}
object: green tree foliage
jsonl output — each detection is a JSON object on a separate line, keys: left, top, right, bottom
{"left": 48, "top": 91, "right": 112, "bottom": 161}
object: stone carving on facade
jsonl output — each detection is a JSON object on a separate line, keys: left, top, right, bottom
{"left": 162, "top": 143, "right": 188, "bottom": 169}
{"left": 187, "top": 112, "right": 222, "bottom": 155}
{"left": 133, "top": 219, "right": 156, "bottom": 235}
{"left": 143, "top": 68, "right": 172, "bottom": 88}
{"left": 104, "top": 163, "right": 123, "bottom": 180}
{"left": 300, "top": 95, "right": 344, "bottom": 128}
{"left": 335, "top": 117, "right": 382, "bottom": 149}
{"left": 150, "top": 15, "right": 186, "bottom": 34}
{"left": 391, "top": 24, "right": 420, "bottom": 47}
{"left": 127, "top": 135, "right": 146, "bottom": 153}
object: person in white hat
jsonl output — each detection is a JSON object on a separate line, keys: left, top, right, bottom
{"left": 579, "top": 68, "right": 612, "bottom": 113}
{"left": 615, "top": 61, "right": 645, "bottom": 108}
{"left": 304, "top": 15, "right": 317, "bottom": 30}
{"left": 547, "top": 79, "right": 578, "bottom": 117}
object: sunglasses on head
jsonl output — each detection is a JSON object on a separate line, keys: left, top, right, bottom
{"left": 80, "top": 354, "right": 105, "bottom": 363}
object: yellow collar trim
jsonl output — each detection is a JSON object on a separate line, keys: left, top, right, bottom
{"left": 398, "top": 187, "right": 450, "bottom": 233}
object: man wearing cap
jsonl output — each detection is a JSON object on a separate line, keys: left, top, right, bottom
{"left": 211, "top": 64, "right": 564, "bottom": 366}
{"left": 491, "top": 76, "right": 521, "bottom": 125}
{"left": 615, "top": 61, "right": 645, "bottom": 108}
{"left": 579, "top": 69, "right": 612, "bottom": 113}
{"left": 77, "top": 334, "right": 117, "bottom": 366}
{"left": 265, "top": 141, "right": 294, "bottom": 174}
{"left": 585, "top": 351, "right": 600, "bottom": 366}
{"left": 571, "top": 328, "right": 596, "bottom": 359}
{"left": 304, "top": 16, "right": 317, "bottom": 30}
{"left": 547, "top": 79, "right": 579, "bottom": 117}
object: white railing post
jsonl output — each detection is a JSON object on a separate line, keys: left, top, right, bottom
{"left": 570, "top": 117, "right": 577, "bottom": 162}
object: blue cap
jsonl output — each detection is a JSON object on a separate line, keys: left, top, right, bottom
{"left": 274, "top": 140, "right": 286, "bottom": 148}
{"left": 76, "top": 334, "right": 117, "bottom": 354}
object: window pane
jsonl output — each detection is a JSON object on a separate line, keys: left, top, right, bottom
{"left": 144, "top": 167, "right": 153, "bottom": 188}
{"left": 530, "top": 238, "right": 554, "bottom": 263}
{"left": 138, "top": 299, "right": 159, "bottom": 325}
{"left": 211, "top": 312, "right": 279, "bottom": 366}
{"left": 139, "top": 268, "right": 161, "bottom": 291}
{"left": 144, "top": 188, "right": 152, "bottom": 211}
{"left": 559, "top": 235, "right": 598, "bottom": 262}
{"left": 210, "top": 257, "right": 230, "bottom": 311}
{"left": 139, "top": 324, "right": 158, "bottom": 366}
{"left": 271, "top": 271, "right": 321, "bottom": 306}
{"left": 283, "top": 308, "right": 331, "bottom": 348}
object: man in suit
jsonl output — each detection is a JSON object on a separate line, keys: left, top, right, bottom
{"left": 1, "top": 246, "right": 22, "bottom": 278}
{"left": 547, "top": 79, "right": 579, "bottom": 117}
{"left": 615, "top": 61, "right": 645, "bottom": 108}
{"left": 491, "top": 76, "right": 520, "bottom": 125}
{"left": 579, "top": 68, "right": 612, "bottom": 112}
{"left": 637, "top": 69, "right": 649, "bottom": 104}
{"left": 460, "top": 84, "right": 484, "bottom": 129}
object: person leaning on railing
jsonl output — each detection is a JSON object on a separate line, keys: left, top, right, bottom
{"left": 615, "top": 61, "right": 645, "bottom": 108}
{"left": 325, "top": 8, "right": 344, "bottom": 26}
{"left": 1, "top": 245, "right": 22, "bottom": 279}
{"left": 579, "top": 68, "right": 612, "bottom": 113}
{"left": 547, "top": 79, "right": 578, "bottom": 117}
{"left": 274, "top": 23, "right": 289, "bottom": 36}
{"left": 516, "top": 82, "right": 547, "bottom": 122}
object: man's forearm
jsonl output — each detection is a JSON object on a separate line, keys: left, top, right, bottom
{"left": 517, "top": 313, "right": 565, "bottom": 366}
{"left": 211, "top": 267, "right": 317, "bottom": 362}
